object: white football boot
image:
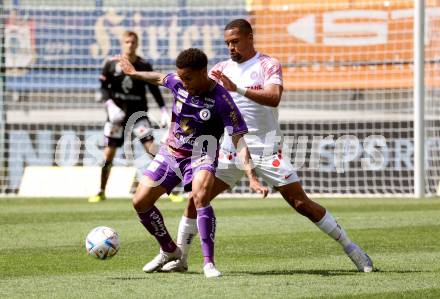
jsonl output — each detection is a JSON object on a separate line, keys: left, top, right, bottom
{"left": 142, "top": 247, "right": 181, "bottom": 273}
{"left": 344, "top": 243, "right": 373, "bottom": 272}
{"left": 203, "top": 262, "right": 221, "bottom": 278}
{"left": 161, "top": 259, "right": 188, "bottom": 272}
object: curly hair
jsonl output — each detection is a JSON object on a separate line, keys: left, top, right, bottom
{"left": 175, "top": 48, "right": 208, "bottom": 70}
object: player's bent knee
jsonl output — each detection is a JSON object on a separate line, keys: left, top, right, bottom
{"left": 132, "top": 195, "right": 152, "bottom": 212}
{"left": 103, "top": 122, "right": 124, "bottom": 139}
{"left": 287, "top": 193, "right": 314, "bottom": 215}
{"left": 292, "top": 198, "right": 307, "bottom": 213}
{"left": 139, "top": 134, "right": 154, "bottom": 143}
{"left": 132, "top": 187, "right": 149, "bottom": 211}
{"left": 133, "top": 121, "right": 154, "bottom": 142}
{"left": 131, "top": 194, "right": 143, "bottom": 210}
{"left": 106, "top": 100, "right": 126, "bottom": 124}
{"left": 192, "top": 189, "right": 210, "bottom": 208}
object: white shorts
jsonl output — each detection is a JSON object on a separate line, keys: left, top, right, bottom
{"left": 216, "top": 148, "right": 300, "bottom": 188}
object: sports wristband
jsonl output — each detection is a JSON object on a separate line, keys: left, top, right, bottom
{"left": 236, "top": 86, "right": 247, "bottom": 96}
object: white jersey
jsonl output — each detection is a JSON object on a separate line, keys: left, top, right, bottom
{"left": 210, "top": 52, "right": 283, "bottom": 155}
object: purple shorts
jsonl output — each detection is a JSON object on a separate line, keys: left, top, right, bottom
{"left": 143, "top": 146, "right": 217, "bottom": 194}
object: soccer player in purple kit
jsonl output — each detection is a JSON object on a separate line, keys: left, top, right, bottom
{"left": 118, "top": 48, "right": 268, "bottom": 278}
{"left": 163, "top": 19, "right": 374, "bottom": 274}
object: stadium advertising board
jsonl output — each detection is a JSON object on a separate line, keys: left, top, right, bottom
{"left": 4, "top": 8, "right": 245, "bottom": 91}
{"left": 5, "top": 122, "right": 440, "bottom": 194}
{"left": 252, "top": 0, "right": 440, "bottom": 89}
{"left": 5, "top": 123, "right": 159, "bottom": 192}
{"left": 5, "top": 3, "right": 440, "bottom": 91}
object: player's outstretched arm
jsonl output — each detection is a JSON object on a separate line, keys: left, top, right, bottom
{"left": 211, "top": 70, "right": 282, "bottom": 107}
{"left": 118, "top": 55, "right": 166, "bottom": 86}
{"left": 232, "top": 134, "right": 268, "bottom": 198}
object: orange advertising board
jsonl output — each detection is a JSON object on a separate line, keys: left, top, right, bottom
{"left": 251, "top": 0, "right": 440, "bottom": 89}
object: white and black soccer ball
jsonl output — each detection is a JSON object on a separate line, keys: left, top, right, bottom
{"left": 85, "top": 226, "right": 120, "bottom": 260}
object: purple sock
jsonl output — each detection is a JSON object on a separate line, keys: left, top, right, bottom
{"left": 137, "top": 206, "right": 177, "bottom": 253}
{"left": 197, "top": 205, "right": 216, "bottom": 265}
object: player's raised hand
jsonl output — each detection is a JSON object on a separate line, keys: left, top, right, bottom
{"left": 117, "top": 55, "right": 136, "bottom": 76}
{"left": 211, "top": 70, "right": 237, "bottom": 92}
{"left": 249, "top": 179, "right": 269, "bottom": 198}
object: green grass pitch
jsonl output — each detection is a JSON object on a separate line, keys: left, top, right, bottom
{"left": 1, "top": 196, "right": 440, "bottom": 298}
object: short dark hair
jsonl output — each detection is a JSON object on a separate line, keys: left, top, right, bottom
{"left": 175, "top": 48, "right": 208, "bottom": 70}
{"left": 122, "top": 30, "right": 139, "bottom": 42}
{"left": 224, "top": 19, "right": 253, "bottom": 35}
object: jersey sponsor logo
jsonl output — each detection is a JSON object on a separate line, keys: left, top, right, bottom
{"left": 174, "top": 132, "right": 195, "bottom": 146}
{"left": 199, "top": 108, "right": 211, "bottom": 121}
{"left": 178, "top": 88, "right": 189, "bottom": 98}
{"left": 247, "top": 84, "right": 263, "bottom": 90}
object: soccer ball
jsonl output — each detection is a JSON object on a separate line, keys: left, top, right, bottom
{"left": 85, "top": 226, "right": 120, "bottom": 260}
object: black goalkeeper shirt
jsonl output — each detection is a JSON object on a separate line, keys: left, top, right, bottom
{"left": 99, "top": 56, "right": 165, "bottom": 114}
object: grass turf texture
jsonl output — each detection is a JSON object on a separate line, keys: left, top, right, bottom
{"left": 1, "top": 197, "right": 440, "bottom": 298}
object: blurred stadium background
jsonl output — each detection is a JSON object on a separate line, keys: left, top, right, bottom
{"left": 1, "top": 0, "right": 440, "bottom": 197}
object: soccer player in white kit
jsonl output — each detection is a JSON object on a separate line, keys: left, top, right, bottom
{"left": 162, "top": 19, "right": 373, "bottom": 274}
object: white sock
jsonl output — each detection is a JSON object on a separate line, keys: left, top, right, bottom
{"left": 176, "top": 216, "right": 198, "bottom": 263}
{"left": 315, "top": 211, "right": 352, "bottom": 248}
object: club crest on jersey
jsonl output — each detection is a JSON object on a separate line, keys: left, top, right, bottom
{"left": 199, "top": 108, "right": 211, "bottom": 121}
{"left": 250, "top": 71, "right": 259, "bottom": 80}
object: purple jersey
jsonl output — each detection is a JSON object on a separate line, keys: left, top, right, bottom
{"left": 162, "top": 73, "right": 248, "bottom": 157}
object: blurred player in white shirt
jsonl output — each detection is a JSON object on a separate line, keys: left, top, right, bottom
{"left": 162, "top": 19, "right": 373, "bottom": 274}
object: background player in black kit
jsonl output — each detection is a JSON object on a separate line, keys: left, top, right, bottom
{"left": 89, "top": 30, "right": 173, "bottom": 203}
